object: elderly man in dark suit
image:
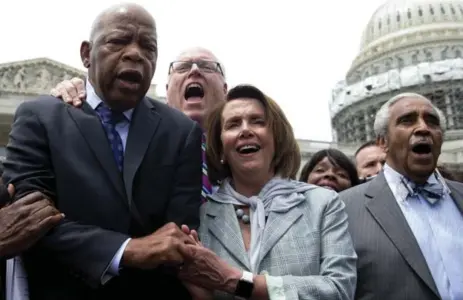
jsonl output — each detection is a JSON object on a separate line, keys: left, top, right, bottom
{"left": 2, "top": 3, "right": 202, "bottom": 300}
{"left": 340, "top": 93, "right": 463, "bottom": 300}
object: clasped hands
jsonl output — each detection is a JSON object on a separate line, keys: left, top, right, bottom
{"left": 122, "top": 223, "right": 241, "bottom": 299}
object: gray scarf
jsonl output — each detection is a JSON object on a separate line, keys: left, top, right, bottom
{"left": 208, "top": 176, "right": 316, "bottom": 272}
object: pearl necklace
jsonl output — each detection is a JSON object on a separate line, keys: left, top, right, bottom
{"left": 235, "top": 207, "right": 250, "bottom": 224}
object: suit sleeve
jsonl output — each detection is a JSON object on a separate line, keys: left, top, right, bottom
{"left": 2, "top": 102, "right": 129, "bottom": 288}
{"left": 265, "top": 194, "right": 358, "bottom": 300}
{"left": 165, "top": 121, "right": 202, "bottom": 230}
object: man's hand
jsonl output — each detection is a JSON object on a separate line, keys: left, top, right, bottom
{"left": 50, "top": 77, "right": 86, "bottom": 107}
{"left": 0, "top": 190, "right": 64, "bottom": 258}
{"left": 178, "top": 244, "right": 242, "bottom": 294}
{"left": 121, "top": 222, "right": 195, "bottom": 270}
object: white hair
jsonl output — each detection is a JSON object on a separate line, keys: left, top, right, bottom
{"left": 373, "top": 92, "right": 447, "bottom": 138}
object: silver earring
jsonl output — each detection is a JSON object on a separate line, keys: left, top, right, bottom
{"left": 220, "top": 159, "right": 225, "bottom": 164}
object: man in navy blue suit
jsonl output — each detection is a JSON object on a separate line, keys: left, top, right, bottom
{"left": 2, "top": 3, "right": 202, "bottom": 299}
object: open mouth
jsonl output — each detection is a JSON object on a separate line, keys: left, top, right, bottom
{"left": 117, "top": 70, "right": 143, "bottom": 84}
{"left": 184, "top": 83, "right": 204, "bottom": 100}
{"left": 318, "top": 180, "right": 338, "bottom": 191}
{"left": 411, "top": 143, "right": 432, "bottom": 155}
{"left": 236, "top": 144, "right": 261, "bottom": 155}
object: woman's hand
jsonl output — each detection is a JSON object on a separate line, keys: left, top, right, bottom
{"left": 178, "top": 244, "right": 242, "bottom": 294}
{"left": 181, "top": 224, "right": 203, "bottom": 246}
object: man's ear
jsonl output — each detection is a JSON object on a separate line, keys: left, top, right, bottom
{"left": 377, "top": 135, "right": 388, "bottom": 153}
{"left": 223, "top": 82, "right": 228, "bottom": 94}
{"left": 80, "top": 41, "right": 91, "bottom": 68}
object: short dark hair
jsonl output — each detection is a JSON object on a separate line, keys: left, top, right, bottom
{"left": 205, "top": 84, "right": 301, "bottom": 185}
{"left": 355, "top": 140, "right": 377, "bottom": 157}
{"left": 299, "top": 148, "right": 360, "bottom": 187}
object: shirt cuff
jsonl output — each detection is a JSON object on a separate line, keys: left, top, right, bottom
{"left": 101, "top": 238, "right": 131, "bottom": 285}
{"left": 265, "top": 274, "right": 286, "bottom": 300}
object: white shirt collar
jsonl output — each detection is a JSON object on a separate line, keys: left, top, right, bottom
{"left": 383, "top": 164, "right": 450, "bottom": 203}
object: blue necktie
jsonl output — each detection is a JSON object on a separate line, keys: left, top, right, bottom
{"left": 95, "top": 103, "right": 126, "bottom": 171}
{"left": 409, "top": 181, "right": 444, "bottom": 204}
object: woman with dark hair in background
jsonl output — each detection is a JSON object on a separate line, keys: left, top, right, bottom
{"left": 299, "top": 149, "right": 360, "bottom": 193}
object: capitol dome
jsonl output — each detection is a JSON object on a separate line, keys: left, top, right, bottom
{"left": 361, "top": 0, "right": 463, "bottom": 50}
{"left": 346, "top": 0, "right": 463, "bottom": 83}
{"left": 330, "top": 0, "right": 463, "bottom": 145}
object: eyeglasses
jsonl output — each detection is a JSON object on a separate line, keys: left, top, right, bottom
{"left": 168, "top": 60, "right": 224, "bottom": 75}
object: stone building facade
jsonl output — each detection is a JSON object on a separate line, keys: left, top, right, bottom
{"left": 0, "top": 57, "right": 159, "bottom": 159}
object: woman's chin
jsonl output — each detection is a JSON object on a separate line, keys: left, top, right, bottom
{"left": 320, "top": 185, "right": 338, "bottom": 192}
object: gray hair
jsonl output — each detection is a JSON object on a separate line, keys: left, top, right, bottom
{"left": 168, "top": 47, "right": 226, "bottom": 79}
{"left": 373, "top": 92, "right": 447, "bottom": 138}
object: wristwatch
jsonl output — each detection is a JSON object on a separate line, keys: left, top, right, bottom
{"left": 234, "top": 270, "right": 254, "bottom": 299}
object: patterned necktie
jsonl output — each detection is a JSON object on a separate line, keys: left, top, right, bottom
{"left": 403, "top": 177, "right": 445, "bottom": 204}
{"left": 95, "top": 103, "right": 126, "bottom": 171}
{"left": 201, "top": 134, "right": 212, "bottom": 202}
{"left": 414, "top": 182, "right": 444, "bottom": 204}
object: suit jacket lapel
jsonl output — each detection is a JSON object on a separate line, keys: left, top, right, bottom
{"left": 446, "top": 180, "right": 463, "bottom": 213}
{"left": 67, "top": 103, "right": 126, "bottom": 201}
{"left": 206, "top": 202, "right": 251, "bottom": 269}
{"left": 365, "top": 172, "right": 439, "bottom": 297}
{"left": 123, "top": 98, "right": 161, "bottom": 206}
{"left": 257, "top": 206, "right": 303, "bottom": 270}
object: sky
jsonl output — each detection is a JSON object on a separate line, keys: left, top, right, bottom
{"left": 0, "top": 0, "right": 386, "bottom": 141}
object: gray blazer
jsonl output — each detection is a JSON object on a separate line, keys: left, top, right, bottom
{"left": 199, "top": 186, "right": 357, "bottom": 300}
{"left": 340, "top": 172, "right": 463, "bottom": 300}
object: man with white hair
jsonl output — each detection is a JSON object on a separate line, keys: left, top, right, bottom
{"left": 51, "top": 47, "right": 227, "bottom": 201}
{"left": 339, "top": 93, "right": 463, "bottom": 300}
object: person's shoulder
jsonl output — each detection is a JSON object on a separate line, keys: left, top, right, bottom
{"left": 445, "top": 179, "right": 463, "bottom": 192}
{"left": 15, "top": 95, "right": 67, "bottom": 119}
{"left": 339, "top": 182, "right": 369, "bottom": 198}
{"left": 338, "top": 181, "right": 373, "bottom": 210}
{"left": 300, "top": 183, "right": 340, "bottom": 210}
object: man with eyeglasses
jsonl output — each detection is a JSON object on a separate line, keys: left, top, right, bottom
{"left": 165, "top": 47, "right": 227, "bottom": 129}
{"left": 50, "top": 47, "right": 228, "bottom": 201}
{"left": 51, "top": 47, "right": 227, "bottom": 130}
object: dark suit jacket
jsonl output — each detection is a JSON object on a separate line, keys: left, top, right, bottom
{"left": 340, "top": 172, "right": 463, "bottom": 300}
{"left": 0, "top": 182, "right": 11, "bottom": 300}
{"left": 2, "top": 96, "right": 203, "bottom": 300}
